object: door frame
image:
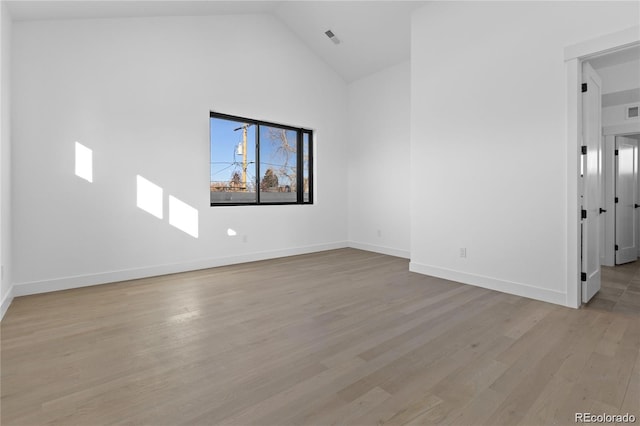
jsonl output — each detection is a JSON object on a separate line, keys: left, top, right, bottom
{"left": 614, "top": 135, "right": 640, "bottom": 265}
{"left": 603, "top": 125, "right": 640, "bottom": 266}
{"left": 565, "top": 26, "right": 640, "bottom": 308}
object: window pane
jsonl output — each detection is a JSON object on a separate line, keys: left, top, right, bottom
{"left": 303, "top": 132, "right": 311, "bottom": 203}
{"left": 210, "top": 117, "right": 256, "bottom": 204}
{"left": 259, "top": 126, "right": 297, "bottom": 203}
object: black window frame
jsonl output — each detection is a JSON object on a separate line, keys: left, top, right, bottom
{"left": 210, "top": 111, "right": 314, "bottom": 206}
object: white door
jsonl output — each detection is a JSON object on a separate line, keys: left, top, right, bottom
{"left": 615, "top": 136, "right": 638, "bottom": 264}
{"left": 581, "top": 62, "right": 602, "bottom": 303}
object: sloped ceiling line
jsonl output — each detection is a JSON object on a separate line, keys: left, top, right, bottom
{"left": 5, "top": 0, "right": 426, "bottom": 82}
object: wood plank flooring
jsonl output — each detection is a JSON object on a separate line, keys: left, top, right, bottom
{"left": 1, "top": 249, "right": 639, "bottom": 425}
{"left": 587, "top": 260, "right": 640, "bottom": 314}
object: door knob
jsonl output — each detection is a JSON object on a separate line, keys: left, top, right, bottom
{"left": 635, "top": 204, "right": 640, "bottom": 209}
{"left": 600, "top": 208, "right": 607, "bottom": 214}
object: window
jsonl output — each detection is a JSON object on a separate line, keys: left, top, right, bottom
{"left": 210, "top": 112, "right": 313, "bottom": 206}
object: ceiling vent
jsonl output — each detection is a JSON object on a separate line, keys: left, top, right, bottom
{"left": 626, "top": 105, "right": 639, "bottom": 120}
{"left": 325, "top": 30, "right": 341, "bottom": 45}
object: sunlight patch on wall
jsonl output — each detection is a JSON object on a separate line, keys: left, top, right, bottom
{"left": 227, "top": 228, "right": 237, "bottom": 237}
{"left": 75, "top": 142, "right": 93, "bottom": 183}
{"left": 136, "top": 175, "right": 163, "bottom": 219}
{"left": 169, "top": 195, "right": 199, "bottom": 238}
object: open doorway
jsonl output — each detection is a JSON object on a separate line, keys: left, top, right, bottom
{"left": 592, "top": 47, "right": 640, "bottom": 268}
{"left": 592, "top": 131, "right": 640, "bottom": 313}
{"left": 580, "top": 45, "right": 640, "bottom": 311}
{"left": 566, "top": 28, "right": 640, "bottom": 308}
{"left": 601, "top": 133, "right": 639, "bottom": 266}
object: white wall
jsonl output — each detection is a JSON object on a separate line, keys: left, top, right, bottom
{"left": 347, "top": 61, "right": 410, "bottom": 258}
{"left": 12, "top": 14, "right": 349, "bottom": 295}
{"left": 410, "top": 2, "right": 640, "bottom": 306}
{"left": 0, "top": 2, "right": 12, "bottom": 318}
{"left": 599, "top": 60, "right": 640, "bottom": 127}
{"left": 603, "top": 102, "right": 640, "bottom": 127}
{"left": 597, "top": 59, "right": 640, "bottom": 94}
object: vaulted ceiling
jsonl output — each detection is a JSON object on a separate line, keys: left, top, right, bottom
{"left": 5, "top": 0, "right": 426, "bottom": 82}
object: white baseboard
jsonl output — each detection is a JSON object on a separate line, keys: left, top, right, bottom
{"left": 347, "top": 241, "right": 410, "bottom": 259}
{"left": 409, "top": 261, "right": 568, "bottom": 307}
{"left": 13, "top": 241, "right": 348, "bottom": 297}
{"left": 1, "top": 285, "right": 14, "bottom": 321}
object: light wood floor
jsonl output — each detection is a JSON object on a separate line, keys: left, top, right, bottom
{"left": 587, "top": 260, "right": 640, "bottom": 314}
{"left": 2, "top": 249, "right": 639, "bottom": 425}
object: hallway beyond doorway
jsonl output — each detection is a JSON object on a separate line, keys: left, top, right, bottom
{"left": 587, "top": 261, "right": 640, "bottom": 315}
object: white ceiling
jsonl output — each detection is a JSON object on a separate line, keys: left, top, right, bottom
{"left": 274, "top": 1, "right": 423, "bottom": 82}
{"left": 4, "top": 0, "right": 426, "bottom": 82}
{"left": 5, "top": 1, "right": 284, "bottom": 20}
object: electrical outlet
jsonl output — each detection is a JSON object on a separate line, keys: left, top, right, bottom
{"left": 460, "top": 248, "right": 467, "bottom": 258}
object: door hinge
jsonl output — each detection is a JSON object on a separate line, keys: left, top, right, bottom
{"left": 615, "top": 149, "right": 619, "bottom": 155}
{"left": 615, "top": 244, "right": 619, "bottom": 251}
{"left": 581, "top": 83, "right": 588, "bottom": 93}
{"left": 581, "top": 272, "right": 587, "bottom": 282}
{"left": 581, "top": 209, "right": 587, "bottom": 219}
{"left": 581, "top": 146, "right": 587, "bottom": 155}
{"left": 615, "top": 197, "right": 619, "bottom": 203}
